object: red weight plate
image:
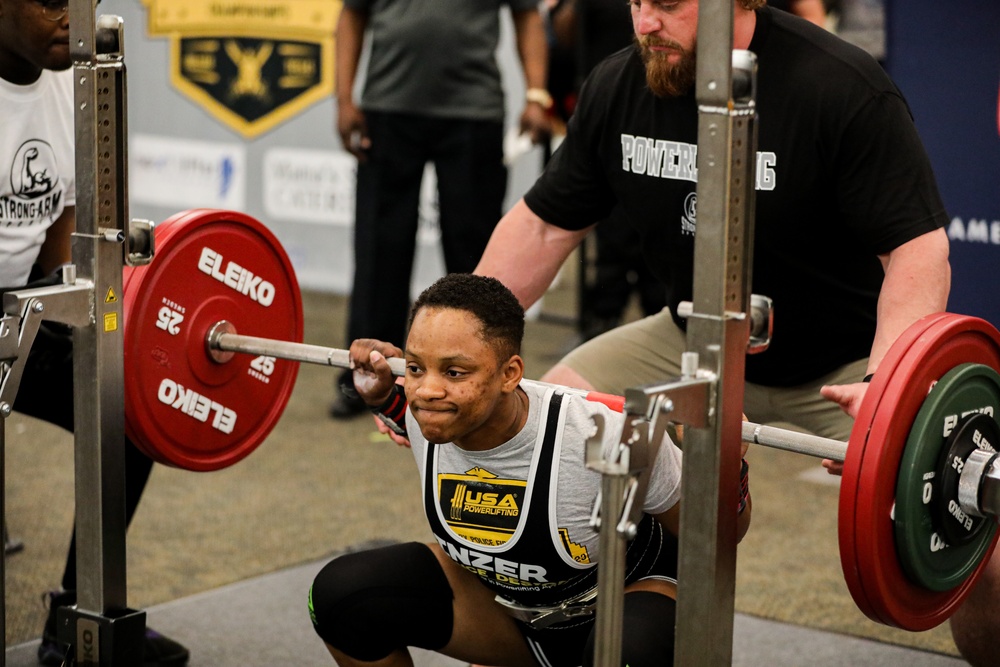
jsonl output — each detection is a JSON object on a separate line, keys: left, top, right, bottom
{"left": 847, "top": 315, "right": 1000, "bottom": 626}
{"left": 851, "top": 315, "right": 1000, "bottom": 630}
{"left": 122, "top": 209, "right": 303, "bottom": 471}
{"left": 839, "top": 312, "right": 954, "bottom": 623}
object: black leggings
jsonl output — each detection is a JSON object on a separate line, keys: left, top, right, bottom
{"left": 308, "top": 541, "right": 677, "bottom": 666}
{"left": 309, "top": 542, "right": 454, "bottom": 662}
{"left": 12, "top": 319, "right": 154, "bottom": 591}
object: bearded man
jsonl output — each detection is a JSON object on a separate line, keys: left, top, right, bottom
{"left": 475, "top": 0, "right": 949, "bottom": 448}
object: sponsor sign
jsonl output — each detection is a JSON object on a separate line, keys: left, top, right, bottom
{"left": 262, "top": 148, "right": 355, "bottom": 226}
{"left": 130, "top": 134, "right": 246, "bottom": 209}
{"left": 141, "top": 0, "right": 340, "bottom": 138}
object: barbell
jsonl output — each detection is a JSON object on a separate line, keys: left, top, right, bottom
{"left": 205, "top": 319, "right": 849, "bottom": 460}
{"left": 116, "top": 209, "right": 1000, "bottom": 632}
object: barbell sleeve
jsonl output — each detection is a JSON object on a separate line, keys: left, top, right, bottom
{"left": 207, "top": 323, "right": 847, "bottom": 463}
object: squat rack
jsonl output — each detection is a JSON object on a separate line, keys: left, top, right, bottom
{"left": 0, "top": 1, "right": 153, "bottom": 664}
{"left": 0, "top": 0, "right": 754, "bottom": 664}
{"left": 586, "top": 0, "right": 758, "bottom": 665}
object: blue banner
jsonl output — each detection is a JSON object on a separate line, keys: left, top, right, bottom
{"left": 886, "top": 0, "right": 1000, "bottom": 327}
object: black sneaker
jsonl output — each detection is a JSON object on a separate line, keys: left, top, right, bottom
{"left": 38, "top": 590, "right": 190, "bottom": 666}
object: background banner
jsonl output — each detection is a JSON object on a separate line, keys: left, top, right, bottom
{"left": 886, "top": 0, "right": 1000, "bottom": 326}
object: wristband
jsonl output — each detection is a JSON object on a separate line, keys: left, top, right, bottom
{"left": 525, "top": 87, "right": 554, "bottom": 110}
{"left": 737, "top": 458, "right": 750, "bottom": 515}
{"left": 369, "top": 384, "right": 408, "bottom": 437}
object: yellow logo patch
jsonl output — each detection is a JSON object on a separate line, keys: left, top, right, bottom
{"left": 439, "top": 469, "right": 526, "bottom": 547}
{"left": 141, "top": 0, "right": 340, "bottom": 139}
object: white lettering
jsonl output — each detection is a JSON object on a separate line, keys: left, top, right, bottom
{"left": 756, "top": 151, "right": 777, "bottom": 191}
{"left": 156, "top": 378, "right": 237, "bottom": 434}
{"left": 620, "top": 134, "right": 773, "bottom": 188}
{"left": 947, "top": 216, "right": 1000, "bottom": 245}
{"left": 155, "top": 306, "right": 184, "bottom": 335}
{"left": 632, "top": 137, "right": 648, "bottom": 174}
{"left": 436, "top": 538, "right": 549, "bottom": 583}
{"left": 196, "top": 246, "right": 276, "bottom": 307}
{"left": 470, "top": 552, "right": 493, "bottom": 571}
{"left": 520, "top": 563, "right": 547, "bottom": 583}
{"left": 967, "top": 219, "right": 990, "bottom": 243}
{"left": 948, "top": 499, "right": 975, "bottom": 533}
{"left": 621, "top": 134, "right": 636, "bottom": 171}
{"left": 494, "top": 558, "right": 518, "bottom": 577}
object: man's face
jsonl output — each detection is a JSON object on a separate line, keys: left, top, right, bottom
{"left": 630, "top": 0, "right": 700, "bottom": 97}
{"left": 403, "top": 307, "right": 517, "bottom": 450}
{"left": 0, "top": 0, "right": 71, "bottom": 83}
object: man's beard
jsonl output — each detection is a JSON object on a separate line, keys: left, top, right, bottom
{"left": 636, "top": 35, "right": 697, "bottom": 98}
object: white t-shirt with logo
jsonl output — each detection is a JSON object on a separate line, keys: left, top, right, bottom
{"left": 0, "top": 68, "right": 75, "bottom": 287}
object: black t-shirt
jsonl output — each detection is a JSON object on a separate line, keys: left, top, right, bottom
{"left": 525, "top": 8, "right": 947, "bottom": 386}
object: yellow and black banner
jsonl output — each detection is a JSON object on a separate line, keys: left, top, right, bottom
{"left": 142, "top": 0, "right": 340, "bottom": 139}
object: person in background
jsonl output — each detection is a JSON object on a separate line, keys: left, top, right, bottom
{"left": 545, "top": 0, "right": 826, "bottom": 344}
{"left": 329, "top": 0, "right": 552, "bottom": 418}
{"left": 547, "top": 0, "right": 668, "bottom": 342}
{"left": 474, "top": 0, "right": 950, "bottom": 446}
{"left": 0, "top": 0, "right": 188, "bottom": 664}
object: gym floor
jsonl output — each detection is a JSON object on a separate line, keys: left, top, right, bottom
{"left": 1, "top": 271, "right": 972, "bottom": 665}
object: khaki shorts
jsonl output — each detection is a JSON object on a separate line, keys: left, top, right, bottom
{"left": 560, "top": 308, "right": 867, "bottom": 441}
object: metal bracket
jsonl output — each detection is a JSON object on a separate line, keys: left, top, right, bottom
{"left": 127, "top": 219, "right": 155, "bottom": 266}
{"left": 0, "top": 281, "right": 93, "bottom": 410}
{"left": 676, "top": 293, "right": 773, "bottom": 355}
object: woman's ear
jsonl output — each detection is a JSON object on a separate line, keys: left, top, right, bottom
{"left": 502, "top": 354, "right": 525, "bottom": 392}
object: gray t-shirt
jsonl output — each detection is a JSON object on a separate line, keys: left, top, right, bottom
{"left": 346, "top": 0, "right": 537, "bottom": 121}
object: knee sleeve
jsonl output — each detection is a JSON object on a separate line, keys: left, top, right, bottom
{"left": 583, "top": 591, "right": 676, "bottom": 667}
{"left": 308, "top": 542, "right": 454, "bottom": 661}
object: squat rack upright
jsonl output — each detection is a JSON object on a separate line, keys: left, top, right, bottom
{"left": 585, "top": 0, "right": 759, "bottom": 665}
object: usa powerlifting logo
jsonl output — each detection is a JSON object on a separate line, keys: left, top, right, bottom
{"left": 140, "top": 0, "right": 339, "bottom": 139}
{"left": 2, "top": 140, "right": 64, "bottom": 225}
{"left": 438, "top": 467, "right": 526, "bottom": 547}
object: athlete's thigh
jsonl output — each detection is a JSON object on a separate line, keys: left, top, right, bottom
{"left": 557, "top": 309, "right": 686, "bottom": 396}
{"left": 427, "top": 543, "right": 540, "bottom": 667}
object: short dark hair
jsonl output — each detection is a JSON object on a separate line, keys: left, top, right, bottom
{"left": 409, "top": 274, "right": 525, "bottom": 362}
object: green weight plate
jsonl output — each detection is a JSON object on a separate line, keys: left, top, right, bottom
{"left": 894, "top": 363, "right": 1000, "bottom": 591}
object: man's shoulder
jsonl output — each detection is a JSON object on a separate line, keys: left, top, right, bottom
{"left": 759, "top": 9, "right": 893, "bottom": 93}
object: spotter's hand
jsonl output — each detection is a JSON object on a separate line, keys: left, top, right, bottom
{"left": 819, "top": 382, "right": 869, "bottom": 476}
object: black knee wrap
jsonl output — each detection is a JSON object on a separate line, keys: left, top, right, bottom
{"left": 583, "top": 591, "right": 676, "bottom": 667}
{"left": 308, "top": 542, "right": 454, "bottom": 661}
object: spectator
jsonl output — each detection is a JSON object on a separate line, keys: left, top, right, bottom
{"left": 329, "top": 0, "right": 552, "bottom": 418}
